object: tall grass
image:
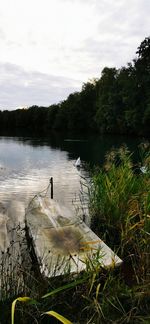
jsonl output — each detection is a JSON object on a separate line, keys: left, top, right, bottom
{"left": 90, "top": 145, "right": 150, "bottom": 245}
{"left": 88, "top": 144, "right": 150, "bottom": 322}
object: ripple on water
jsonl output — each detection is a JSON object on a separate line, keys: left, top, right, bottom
{"left": 0, "top": 136, "right": 90, "bottom": 226}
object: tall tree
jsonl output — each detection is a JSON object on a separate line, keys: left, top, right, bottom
{"left": 134, "top": 36, "right": 150, "bottom": 133}
{"left": 95, "top": 67, "right": 119, "bottom": 133}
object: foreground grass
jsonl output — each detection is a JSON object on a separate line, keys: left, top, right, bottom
{"left": 89, "top": 144, "right": 150, "bottom": 322}
{"left": 0, "top": 144, "right": 150, "bottom": 323}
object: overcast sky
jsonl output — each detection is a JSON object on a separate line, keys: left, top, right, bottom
{"left": 0, "top": 0, "right": 149, "bottom": 110}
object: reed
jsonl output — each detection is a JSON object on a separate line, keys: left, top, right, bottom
{"left": 88, "top": 144, "right": 150, "bottom": 322}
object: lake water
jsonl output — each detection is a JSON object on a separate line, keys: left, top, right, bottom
{"left": 0, "top": 133, "right": 147, "bottom": 217}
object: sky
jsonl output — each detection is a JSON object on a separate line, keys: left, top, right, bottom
{"left": 0, "top": 0, "right": 149, "bottom": 110}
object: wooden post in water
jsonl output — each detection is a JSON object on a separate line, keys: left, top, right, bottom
{"left": 50, "top": 177, "right": 53, "bottom": 199}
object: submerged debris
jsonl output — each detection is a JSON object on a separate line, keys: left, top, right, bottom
{"left": 25, "top": 194, "right": 122, "bottom": 277}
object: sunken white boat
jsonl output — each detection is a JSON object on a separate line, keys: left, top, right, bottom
{"left": 25, "top": 194, "right": 122, "bottom": 277}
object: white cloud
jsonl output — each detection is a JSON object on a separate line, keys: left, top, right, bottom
{"left": 0, "top": 0, "right": 96, "bottom": 77}
{"left": 0, "top": 0, "right": 149, "bottom": 109}
{"left": 0, "top": 63, "right": 81, "bottom": 109}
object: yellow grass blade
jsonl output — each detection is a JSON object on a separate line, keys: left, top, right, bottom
{"left": 96, "top": 283, "right": 101, "bottom": 300}
{"left": 79, "top": 247, "right": 96, "bottom": 251}
{"left": 43, "top": 310, "right": 73, "bottom": 324}
{"left": 88, "top": 272, "right": 96, "bottom": 296}
{"left": 80, "top": 240, "right": 101, "bottom": 245}
{"left": 11, "top": 297, "right": 32, "bottom": 324}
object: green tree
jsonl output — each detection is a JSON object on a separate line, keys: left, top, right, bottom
{"left": 134, "top": 36, "right": 150, "bottom": 133}
{"left": 95, "top": 67, "right": 119, "bottom": 133}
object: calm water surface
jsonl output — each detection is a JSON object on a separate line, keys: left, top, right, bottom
{"left": 0, "top": 133, "right": 146, "bottom": 214}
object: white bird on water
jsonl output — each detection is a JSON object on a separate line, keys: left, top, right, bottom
{"left": 75, "top": 157, "right": 81, "bottom": 167}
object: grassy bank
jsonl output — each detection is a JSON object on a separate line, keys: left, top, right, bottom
{"left": 0, "top": 145, "right": 150, "bottom": 323}
{"left": 89, "top": 144, "right": 150, "bottom": 322}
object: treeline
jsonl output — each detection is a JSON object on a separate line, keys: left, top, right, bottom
{"left": 0, "top": 37, "right": 150, "bottom": 135}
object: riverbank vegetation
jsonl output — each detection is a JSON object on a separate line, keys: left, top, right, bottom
{"left": 0, "top": 145, "right": 149, "bottom": 323}
{"left": 0, "top": 37, "right": 150, "bottom": 136}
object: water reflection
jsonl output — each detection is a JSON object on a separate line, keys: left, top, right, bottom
{"left": 0, "top": 133, "right": 147, "bottom": 214}
{"left": 0, "top": 136, "right": 89, "bottom": 220}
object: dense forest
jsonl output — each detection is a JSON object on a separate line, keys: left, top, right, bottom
{"left": 0, "top": 37, "right": 150, "bottom": 136}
